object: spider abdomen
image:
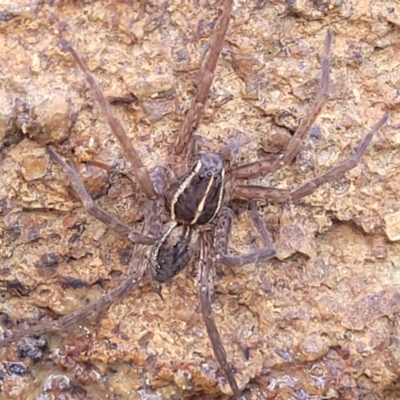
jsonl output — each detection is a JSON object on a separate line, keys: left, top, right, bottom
{"left": 149, "top": 224, "right": 199, "bottom": 283}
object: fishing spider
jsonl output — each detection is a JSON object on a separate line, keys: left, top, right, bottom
{"left": 0, "top": 0, "right": 388, "bottom": 398}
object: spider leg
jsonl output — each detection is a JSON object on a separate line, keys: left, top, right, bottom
{"left": 231, "top": 30, "right": 333, "bottom": 180}
{"left": 216, "top": 202, "right": 276, "bottom": 267}
{"left": 58, "top": 40, "right": 157, "bottom": 200}
{"left": 0, "top": 201, "right": 157, "bottom": 347}
{"left": 173, "top": 0, "right": 233, "bottom": 157}
{"left": 48, "top": 146, "right": 157, "bottom": 245}
{"left": 233, "top": 113, "right": 389, "bottom": 202}
{"left": 59, "top": 228, "right": 149, "bottom": 330}
{"left": 0, "top": 271, "right": 142, "bottom": 347}
{"left": 198, "top": 230, "right": 242, "bottom": 399}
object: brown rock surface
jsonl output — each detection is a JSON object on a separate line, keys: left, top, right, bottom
{"left": 0, "top": 1, "right": 399, "bottom": 399}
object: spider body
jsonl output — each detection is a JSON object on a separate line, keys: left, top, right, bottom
{"left": 152, "top": 152, "right": 225, "bottom": 282}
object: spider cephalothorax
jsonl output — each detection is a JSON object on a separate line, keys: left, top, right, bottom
{"left": 165, "top": 153, "right": 225, "bottom": 226}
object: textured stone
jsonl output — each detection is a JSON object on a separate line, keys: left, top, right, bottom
{"left": 0, "top": 1, "right": 399, "bottom": 399}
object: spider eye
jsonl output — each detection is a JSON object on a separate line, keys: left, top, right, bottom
{"left": 199, "top": 174, "right": 205, "bottom": 179}
{"left": 207, "top": 171, "right": 212, "bottom": 178}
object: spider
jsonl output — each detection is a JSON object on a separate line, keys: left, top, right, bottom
{"left": 0, "top": 0, "right": 388, "bottom": 398}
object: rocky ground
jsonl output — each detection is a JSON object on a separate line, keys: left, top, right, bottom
{"left": 0, "top": 0, "right": 400, "bottom": 399}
